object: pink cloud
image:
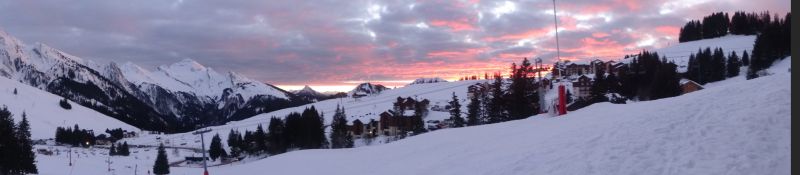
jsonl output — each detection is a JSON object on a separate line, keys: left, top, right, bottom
{"left": 429, "top": 19, "right": 476, "bottom": 32}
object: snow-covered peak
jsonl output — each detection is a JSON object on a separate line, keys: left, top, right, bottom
{"left": 120, "top": 59, "right": 289, "bottom": 100}
{"left": 159, "top": 58, "right": 208, "bottom": 73}
{"left": 300, "top": 85, "right": 315, "bottom": 92}
{"left": 295, "top": 85, "right": 324, "bottom": 96}
{"left": 349, "top": 82, "right": 388, "bottom": 97}
{"left": 32, "top": 42, "right": 85, "bottom": 66}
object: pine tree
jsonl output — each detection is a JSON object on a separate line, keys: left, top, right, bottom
{"left": 589, "top": 69, "right": 609, "bottom": 103}
{"left": 12, "top": 88, "right": 17, "bottom": 95}
{"left": 227, "top": 129, "right": 241, "bottom": 157}
{"left": 466, "top": 91, "right": 481, "bottom": 126}
{"left": 712, "top": 48, "right": 727, "bottom": 81}
{"left": 209, "top": 134, "right": 227, "bottom": 161}
{"left": 330, "top": 105, "right": 353, "bottom": 149}
{"left": 0, "top": 106, "right": 21, "bottom": 175}
{"left": 448, "top": 92, "right": 464, "bottom": 128}
{"left": 121, "top": 142, "right": 131, "bottom": 156}
{"left": 16, "top": 112, "right": 37, "bottom": 174}
{"left": 506, "top": 58, "right": 538, "bottom": 120}
{"left": 153, "top": 143, "right": 170, "bottom": 175}
{"left": 299, "top": 106, "right": 327, "bottom": 149}
{"left": 283, "top": 112, "right": 302, "bottom": 149}
{"left": 741, "top": 50, "right": 750, "bottom": 66}
{"left": 727, "top": 51, "right": 741, "bottom": 77}
{"left": 487, "top": 73, "right": 506, "bottom": 123}
{"left": 109, "top": 143, "right": 117, "bottom": 156}
{"left": 649, "top": 61, "right": 682, "bottom": 100}
{"left": 253, "top": 124, "right": 267, "bottom": 153}
{"left": 266, "top": 117, "right": 287, "bottom": 155}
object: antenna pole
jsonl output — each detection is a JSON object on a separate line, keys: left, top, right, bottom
{"left": 552, "top": 0, "right": 561, "bottom": 63}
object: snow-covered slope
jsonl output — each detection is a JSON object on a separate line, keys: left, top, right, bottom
{"left": 623, "top": 35, "right": 756, "bottom": 72}
{"left": 0, "top": 77, "right": 137, "bottom": 139}
{"left": 177, "top": 63, "right": 791, "bottom": 175}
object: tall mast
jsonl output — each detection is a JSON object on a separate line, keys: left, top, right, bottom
{"left": 552, "top": 0, "right": 561, "bottom": 64}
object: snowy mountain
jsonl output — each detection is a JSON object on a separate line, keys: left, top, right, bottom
{"left": 408, "top": 77, "right": 448, "bottom": 85}
{"left": 291, "top": 85, "right": 329, "bottom": 102}
{"left": 0, "top": 76, "right": 137, "bottom": 139}
{"left": 0, "top": 29, "right": 309, "bottom": 132}
{"left": 348, "top": 82, "right": 389, "bottom": 97}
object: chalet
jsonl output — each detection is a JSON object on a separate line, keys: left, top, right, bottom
{"left": 349, "top": 119, "right": 366, "bottom": 139}
{"left": 378, "top": 111, "right": 402, "bottom": 136}
{"left": 467, "top": 82, "right": 490, "bottom": 99}
{"left": 610, "top": 62, "right": 626, "bottom": 75}
{"left": 95, "top": 137, "right": 113, "bottom": 146}
{"left": 565, "top": 63, "right": 592, "bottom": 76}
{"left": 376, "top": 110, "right": 424, "bottom": 136}
{"left": 679, "top": 79, "right": 704, "bottom": 94}
{"left": 123, "top": 131, "right": 137, "bottom": 138}
{"left": 37, "top": 148, "right": 53, "bottom": 156}
{"left": 572, "top": 75, "right": 593, "bottom": 100}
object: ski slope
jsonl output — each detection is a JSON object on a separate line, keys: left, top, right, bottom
{"left": 0, "top": 77, "right": 137, "bottom": 139}
{"left": 168, "top": 60, "right": 790, "bottom": 175}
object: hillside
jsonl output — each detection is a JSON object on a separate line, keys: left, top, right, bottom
{"left": 169, "top": 59, "right": 790, "bottom": 175}
{"left": 125, "top": 79, "right": 483, "bottom": 147}
{"left": 622, "top": 35, "right": 756, "bottom": 72}
{"left": 0, "top": 77, "right": 137, "bottom": 139}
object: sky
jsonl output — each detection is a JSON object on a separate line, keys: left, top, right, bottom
{"left": 0, "top": 0, "right": 790, "bottom": 92}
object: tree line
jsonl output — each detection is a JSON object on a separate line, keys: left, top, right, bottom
{"left": 211, "top": 105, "right": 341, "bottom": 161}
{"left": 459, "top": 58, "right": 542, "bottom": 127}
{"left": 679, "top": 11, "right": 781, "bottom": 43}
{"left": 109, "top": 141, "right": 131, "bottom": 156}
{"left": 0, "top": 106, "right": 38, "bottom": 174}
{"left": 747, "top": 13, "right": 791, "bottom": 79}
{"left": 55, "top": 125, "right": 97, "bottom": 147}
{"left": 686, "top": 47, "right": 745, "bottom": 84}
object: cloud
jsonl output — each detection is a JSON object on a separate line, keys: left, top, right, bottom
{"left": 0, "top": 0, "right": 790, "bottom": 89}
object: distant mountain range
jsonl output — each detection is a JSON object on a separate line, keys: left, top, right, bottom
{"left": 0, "top": 29, "right": 312, "bottom": 132}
